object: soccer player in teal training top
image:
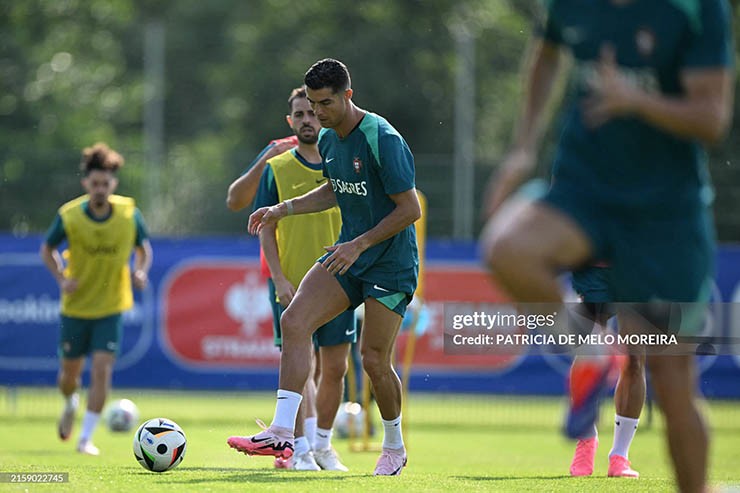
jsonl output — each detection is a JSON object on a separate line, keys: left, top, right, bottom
{"left": 481, "top": 1, "right": 734, "bottom": 492}
{"left": 228, "top": 58, "right": 420, "bottom": 476}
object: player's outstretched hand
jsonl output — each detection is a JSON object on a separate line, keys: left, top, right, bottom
{"left": 248, "top": 204, "right": 285, "bottom": 235}
{"left": 582, "top": 44, "right": 639, "bottom": 128}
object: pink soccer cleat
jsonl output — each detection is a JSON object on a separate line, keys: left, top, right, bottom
{"left": 570, "top": 436, "right": 598, "bottom": 477}
{"left": 227, "top": 419, "right": 294, "bottom": 459}
{"left": 608, "top": 455, "right": 639, "bottom": 478}
{"left": 373, "top": 447, "right": 407, "bottom": 476}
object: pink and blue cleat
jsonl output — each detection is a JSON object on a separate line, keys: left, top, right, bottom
{"left": 373, "top": 447, "right": 407, "bottom": 476}
{"left": 565, "top": 355, "right": 618, "bottom": 439}
{"left": 608, "top": 455, "right": 639, "bottom": 478}
{"left": 227, "top": 419, "right": 294, "bottom": 459}
{"left": 570, "top": 437, "right": 598, "bottom": 476}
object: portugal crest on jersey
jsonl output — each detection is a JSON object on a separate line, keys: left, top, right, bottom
{"left": 353, "top": 157, "right": 363, "bottom": 174}
{"left": 635, "top": 27, "right": 655, "bottom": 57}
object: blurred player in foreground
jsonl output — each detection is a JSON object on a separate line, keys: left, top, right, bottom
{"left": 40, "top": 143, "right": 152, "bottom": 455}
{"left": 481, "top": 1, "right": 734, "bottom": 491}
{"left": 229, "top": 58, "right": 420, "bottom": 476}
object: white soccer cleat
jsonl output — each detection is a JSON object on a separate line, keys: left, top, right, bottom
{"left": 313, "top": 447, "right": 349, "bottom": 471}
{"left": 76, "top": 439, "right": 100, "bottom": 456}
{"left": 292, "top": 450, "right": 321, "bottom": 471}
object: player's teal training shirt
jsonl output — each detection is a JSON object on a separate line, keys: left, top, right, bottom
{"left": 540, "top": 0, "right": 733, "bottom": 213}
{"left": 318, "top": 112, "right": 419, "bottom": 278}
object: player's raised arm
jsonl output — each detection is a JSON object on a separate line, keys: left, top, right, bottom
{"left": 248, "top": 181, "right": 336, "bottom": 235}
{"left": 226, "top": 139, "right": 296, "bottom": 211}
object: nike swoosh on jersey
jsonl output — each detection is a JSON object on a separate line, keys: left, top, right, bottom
{"left": 373, "top": 284, "right": 390, "bottom": 292}
{"left": 345, "top": 328, "right": 357, "bottom": 336}
{"left": 291, "top": 182, "right": 306, "bottom": 189}
{"left": 325, "top": 157, "right": 335, "bottom": 163}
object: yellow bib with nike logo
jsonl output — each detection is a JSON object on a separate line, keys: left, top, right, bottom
{"left": 269, "top": 151, "right": 342, "bottom": 288}
{"left": 59, "top": 194, "right": 136, "bottom": 318}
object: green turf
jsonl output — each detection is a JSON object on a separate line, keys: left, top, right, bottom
{"left": 1, "top": 389, "right": 739, "bottom": 492}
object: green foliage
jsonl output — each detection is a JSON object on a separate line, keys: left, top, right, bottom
{"left": 2, "top": 1, "right": 740, "bottom": 239}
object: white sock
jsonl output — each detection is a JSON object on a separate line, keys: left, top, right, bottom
{"left": 381, "top": 415, "right": 404, "bottom": 450}
{"left": 294, "top": 436, "right": 310, "bottom": 456}
{"left": 79, "top": 411, "right": 100, "bottom": 442}
{"left": 271, "top": 389, "right": 302, "bottom": 430}
{"left": 64, "top": 393, "right": 79, "bottom": 412}
{"left": 304, "top": 417, "right": 317, "bottom": 449}
{"left": 314, "top": 427, "right": 333, "bottom": 451}
{"left": 609, "top": 414, "right": 639, "bottom": 459}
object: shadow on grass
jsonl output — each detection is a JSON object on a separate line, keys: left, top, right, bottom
{"left": 14, "top": 449, "right": 77, "bottom": 457}
{"left": 157, "top": 470, "right": 369, "bottom": 484}
{"left": 452, "top": 475, "right": 572, "bottom": 481}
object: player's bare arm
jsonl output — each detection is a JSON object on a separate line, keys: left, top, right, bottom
{"left": 259, "top": 221, "right": 296, "bottom": 307}
{"left": 483, "top": 39, "right": 562, "bottom": 218}
{"left": 226, "top": 142, "right": 293, "bottom": 211}
{"left": 39, "top": 243, "right": 77, "bottom": 293}
{"left": 583, "top": 45, "right": 734, "bottom": 145}
{"left": 322, "top": 188, "right": 421, "bottom": 276}
{"left": 132, "top": 239, "right": 153, "bottom": 290}
{"left": 248, "top": 181, "right": 336, "bottom": 235}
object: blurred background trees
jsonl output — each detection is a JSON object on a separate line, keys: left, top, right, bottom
{"left": 2, "top": 0, "right": 739, "bottom": 239}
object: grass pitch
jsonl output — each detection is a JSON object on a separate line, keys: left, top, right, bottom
{"left": 1, "top": 389, "right": 739, "bottom": 492}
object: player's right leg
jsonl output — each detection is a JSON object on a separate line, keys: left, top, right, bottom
{"left": 57, "top": 357, "right": 83, "bottom": 441}
{"left": 482, "top": 200, "right": 593, "bottom": 303}
{"left": 57, "top": 315, "right": 87, "bottom": 442}
{"left": 227, "top": 264, "right": 350, "bottom": 458}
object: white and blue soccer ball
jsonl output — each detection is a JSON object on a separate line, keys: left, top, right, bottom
{"left": 133, "top": 418, "right": 187, "bottom": 472}
{"left": 333, "top": 402, "right": 366, "bottom": 438}
{"left": 105, "top": 398, "right": 139, "bottom": 432}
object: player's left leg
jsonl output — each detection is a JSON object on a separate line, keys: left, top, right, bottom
{"left": 648, "top": 354, "right": 706, "bottom": 493}
{"left": 607, "top": 353, "right": 645, "bottom": 478}
{"left": 361, "top": 298, "right": 407, "bottom": 476}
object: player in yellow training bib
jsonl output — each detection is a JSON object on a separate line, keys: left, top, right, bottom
{"left": 40, "top": 143, "right": 152, "bottom": 456}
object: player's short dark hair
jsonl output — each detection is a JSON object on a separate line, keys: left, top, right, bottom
{"left": 304, "top": 58, "right": 351, "bottom": 94}
{"left": 80, "top": 142, "right": 124, "bottom": 175}
{"left": 288, "top": 87, "right": 307, "bottom": 111}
